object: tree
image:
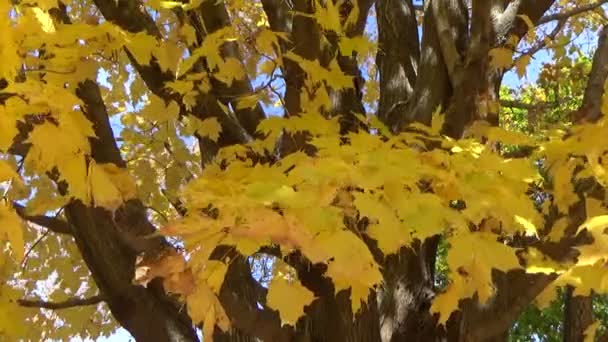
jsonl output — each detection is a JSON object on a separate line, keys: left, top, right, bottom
{"left": 1, "top": 0, "right": 608, "bottom": 341}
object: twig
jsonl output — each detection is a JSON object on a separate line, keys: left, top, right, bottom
{"left": 18, "top": 294, "right": 105, "bottom": 310}
{"left": 12, "top": 202, "right": 72, "bottom": 235}
{"left": 538, "top": 0, "right": 608, "bottom": 25}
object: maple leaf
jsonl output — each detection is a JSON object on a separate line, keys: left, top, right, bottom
{"left": 431, "top": 232, "right": 521, "bottom": 324}
{"left": 0, "top": 203, "right": 24, "bottom": 262}
{"left": 266, "top": 261, "right": 315, "bottom": 326}
{"left": 489, "top": 48, "right": 514, "bottom": 69}
{"left": 88, "top": 162, "right": 137, "bottom": 211}
{"left": 575, "top": 215, "right": 608, "bottom": 265}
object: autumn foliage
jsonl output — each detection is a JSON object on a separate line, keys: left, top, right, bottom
{"left": 2, "top": 0, "right": 608, "bottom": 341}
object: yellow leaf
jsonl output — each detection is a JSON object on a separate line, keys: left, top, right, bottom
{"left": 141, "top": 94, "right": 180, "bottom": 123}
{"left": 25, "top": 121, "right": 91, "bottom": 172}
{"left": 338, "top": 36, "right": 374, "bottom": 57}
{"left": 199, "top": 261, "right": 228, "bottom": 295}
{"left": 214, "top": 58, "right": 245, "bottom": 86}
{"left": 197, "top": 117, "right": 222, "bottom": 142}
{"left": 256, "top": 29, "right": 288, "bottom": 56}
{"left": 515, "top": 54, "right": 531, "bottom": 78}
{"left": 31, "top": 7, "right": 55, "bottom": 33}
{"left": 266, "top": 261, "right": 315, "bottom": 326}
{"left": 58, "top": 153, "right": 89, "bottom": 202}
{"left": 0, "top": 160, "right": 19, "bottom": 183}
{"left": 187, "top": 283, "right": 230, "bottom": 337}
{"left": 126, "top": 32, "right": 158, "bottom": 66}
{"left": 0, "top": 284, "right": 28, "bottom": 339}
{"left": 0, "top": 106, "right": 19, "bottom": 151}
{"left": 431, "top": 275, "right": 466, "bottom": 325}
{"left": 313, "top": 0, "right": 342, "bottom": 33}
{"left": 583, "top": 321, "right": 601, "bottom": 342}
{"left": 180, "top": 23, "right": 198, "bottom": 46}
{"left": 98, "top": 163, "right": 139, "bottom": 201}
{"left": 315, "top": 230, "right": 382, "bottom": 314}
{"left": 353, "top": 192, "right": 411, "bottom": 254}
{"left": 88, "top": 162, "right": 136, "bottom": 211}
{"left": 575, "top": 215, "right": 608, "bottom": 265}
{"left": 514, "top": 215, "right": 538, "bottom": 237}
{"left": 431, "top": 110, "right": 445, "bottom": 135}
{"left": 0, "top": 202, "right": 24, "bottom": 262}
{"left": 489, "top": 48, "right": 514, "bottom": 70}
{"left": 432, "top": 232, "right": 520, "bottom": 323}
{"left": 534, "top": 282, "right": 558, "bottom": 309}
{"left": 0, "top": 1, "right": 19, "bottom": 82}
{"left": 523, "top": 247, "right": 567, "bottom": 274}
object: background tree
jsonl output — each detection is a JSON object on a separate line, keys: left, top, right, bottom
{"left": 1, "top": 0, "right": 608, "bottom": 341}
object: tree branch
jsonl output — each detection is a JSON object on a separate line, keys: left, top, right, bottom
{"left": 18, "top": 294, "right": 105, "bottom": 310}
{"left": 193, "top": 1, "right": 267, "bottom": 137}
{"left": 376, "top": 0, "right": 420, "bottom": 125}
{"left": 538, "top": 0, "right": 608, "bottom": 25}
{"left": 578, "top": 25, "right": 608, "bottom": 123}
{"left": 12, "top": 202, "right": 72, "bottom": 235}
{"left": 500, "top": 99, "right": 557, "bottom": 110}
{"left": 519, "top": 18, "right": 567, "bottom": 59}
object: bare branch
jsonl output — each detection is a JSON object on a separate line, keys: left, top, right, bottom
{"left": 500, "top": 99, "right": 557, "bottom": 110}
{"left": 13, "top": 202, "right": 72, "bottom": 235}
{"left": 520, "top": 18, "right": 567, "bottom": 58}
{"left": 538, "top": 0, "right": 608, "bottom": 25}
{"left": 18, "top": 294, "right": 105, "bottom": 310}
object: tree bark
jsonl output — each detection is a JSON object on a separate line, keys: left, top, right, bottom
{"left": 563, "top": 287, "right": 594, "bottom": 342}
{"left": 375, "top": 0, "right": 419, "bottom": 125}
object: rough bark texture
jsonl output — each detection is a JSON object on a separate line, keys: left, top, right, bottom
{"left": 376, "top": 0, "right": 419, "bottom": 124}
{"left": 17, "top": 0, "right": 608, "bottom": 341}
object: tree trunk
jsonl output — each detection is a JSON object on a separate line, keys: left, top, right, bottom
{"left": 563, "top": 287, "right": 594, "bottom": 342}
{"left": 68, "top": 80, "right": 199, "bottom": 341}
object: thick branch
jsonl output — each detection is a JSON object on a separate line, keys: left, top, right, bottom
{"left": 397, "top": 0, "right": 466, "bottom": 130}
{"left": 578, "top": 25, "right": 608, "bottom": 123}
{"left": 432, "top": 0, "right": 467, "bottom": 87}
{"left": 563, "top": 286, "right": 594, "bottom": 342}
{"left": 194, "top": 1, "right": 267, "bottom": 136}
{"left": 442, "top": 0, "right": 493, "bottom": 138}
{"left": 376, "top": 0, "right": 420, "bottom": 125}
{"left": 13, "top": 202, "right": 72, "bottom": 235}
{"left": 462, "top": 271, "right": 557, "bottom": 341}
{"left": 330, "top": 0, "right": 374, "bottom": 132}
{"left": 282, "top": 0, "right": 324, "bottom": 116}
{"left": 538, "top": 0, "right": 608, "bottom": 25}
{"left": 18, "top": 294, "right": 105, "bottom": 310}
